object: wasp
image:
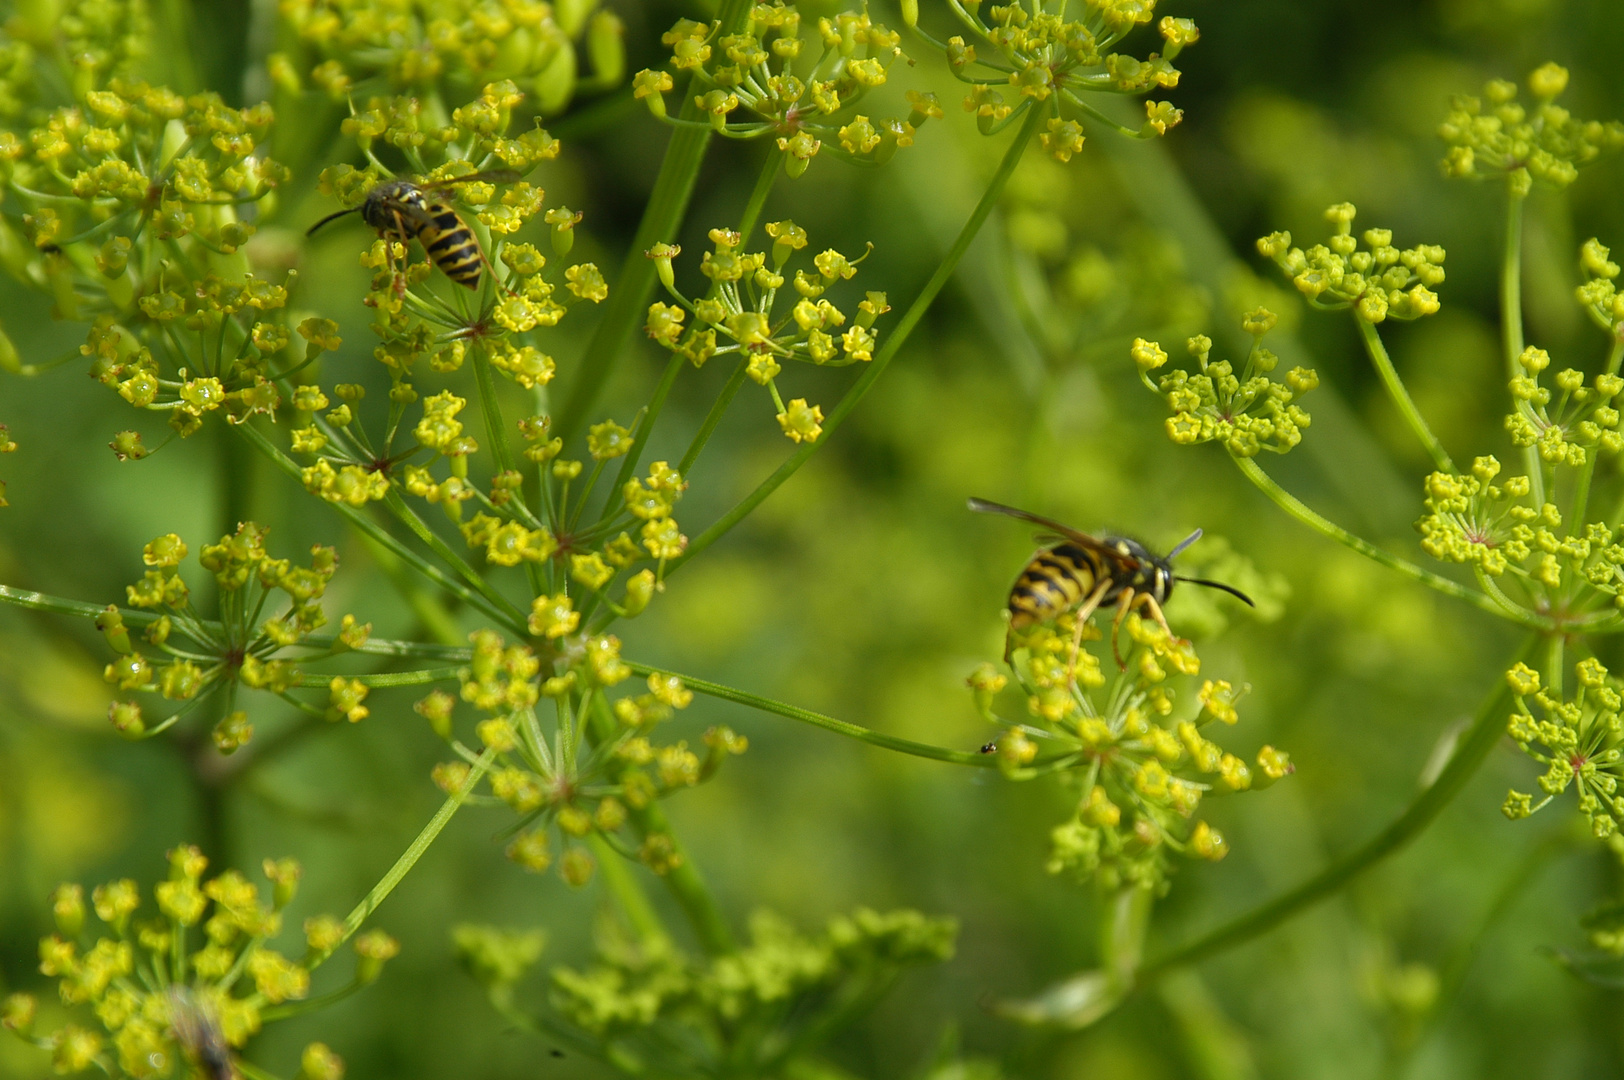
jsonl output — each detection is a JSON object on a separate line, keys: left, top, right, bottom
{"left": 306, "top": 169, "right": 522, "bottom": 291}
{"left": 167, "top": 987, "right": 236, "bottom": 1080}
{"left": 969, "top": 497, "right": 1254, "bottom": 673}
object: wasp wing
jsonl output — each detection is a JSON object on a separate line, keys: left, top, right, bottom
{"left": 419, "top": 168, "right": 524, "bottom": 192}
{"left": 966, "top": 497, "right": 1139, "bottom": 571}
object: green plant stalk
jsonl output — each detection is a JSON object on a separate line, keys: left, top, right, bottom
{"left": 0, "top": 583, "right": 478, "bottom": 666}
{"left": 599, "top": 147, "right": 785, "bottom": 515}
{"left": 354, "top": 532, "right": 468, "bottom": 649}
{"left": 1386, "top": 828, "right": 1569, "bottom": 1078}
{"left": 1231, "top": 455, "right": 1548, "bottom": 629}
{"left": 1357, "top": 319, "right": 1454, "bottom": 473}
{"left": 307, "top": 748, "right": 496, "bottom": 970}
{"left": 599, "top": 353, "right": 685, "bottom": 525}
{"left": 555, "top": 0, "right": 756, "bottom": 444}
{"left": 671, "top": 101, "right": 1050, "bottom": 571}
{"left": 624, "top": 660, "right": 997, "bottom": 767}
{"left": 236, "top": 423, "right": 524, "bottom": 633}
{"left": 587, "top": 692, "right": 736, "bottom": 955}
{"left": 381, "top": 489, "right": 530, "bottom": 627}
{"left": 471, "top": 345, "right": 546, "bottom": 600}
{"left": 1567, "top": 338, "right": 1624, "bottom": 532}
{"left": 1136, "top": 641, "right": 1529, "bottom": 982}
{"left": 293, "top": 666, "right": 462, "bottom": 688}
{"left": 590, "top": 832, "right": 672, "bottom": 951}
{"left": 1502, "top": 192, "right": 1544, "bottom": 506}
{"left": 678, "top": 356, "right": 751, "bottom": 475}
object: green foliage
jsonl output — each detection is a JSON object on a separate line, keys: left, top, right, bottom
{"left": 11, "top": 1, "right": 1624, "bottom": 1078}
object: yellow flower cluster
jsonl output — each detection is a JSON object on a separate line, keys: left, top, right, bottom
{"left": 970, "top": 613, "right": 1289, "bottom": 892}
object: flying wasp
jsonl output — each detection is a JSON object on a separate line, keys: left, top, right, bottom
{"left": 969, "top": 497, "right": 1254, "bottom": 673}
{"left": 166, "top": 987, "right": 236, "bottom": 1080}
{"left": 306, "top": 169, "right": 523, "bottom": 292}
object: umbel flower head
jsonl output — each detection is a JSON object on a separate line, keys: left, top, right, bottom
{"left": 921, "top": 0, "right": 1197, "bottom": 162}
{"left": 1134, "top": 311, "right": 1319, "bottom": 458}
{"left": 278, "top": 0, "right": 626, "bottom": 114}
{"left": 1575, "top": 237, "right": 1624, "bottom": 342}
{"left": 969, "top": 614, "right": 1289, "bottom": 893}
{"left": 426, "top": 629, "right": 746, "bottom": 885}
{"left": 101, "top": 524, "right": 378, "bottom": 751}
{"left": 457, "top": 906, "right": 954, "bottom": 1069}
{"left": 646, "top": 221, "right": 889, "bottom": 444}
{"left": 1503, "top": 659, "right": 1624, "bottom": 839}
{"left": 1438, "top": 62, "right": 1624, "bottom": 197}
{"left": 0, "top": 64, "right": 293, "bottom": 443}
{"left": 634, "top": 3, "right": 920, "bottom": 177}
{"left": 1257, "top": 204, "right": 1445, "bottom": 325}
{"left": 1, "top": 847, "right": 377, "bottom": 1078}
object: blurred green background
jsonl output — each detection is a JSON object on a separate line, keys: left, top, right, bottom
{"left": 5, "top": 0, "right": 1624, "bottom": 1076}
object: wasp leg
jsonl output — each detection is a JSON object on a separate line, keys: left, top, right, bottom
{"left": 388, "top": 211, "right": 412, "bottom": 298}
{"left": 1066, "top": 579, "right": 1113, "bottom": 690}
{"left": 1109, "top": 588, "right": 1139, "bottom": 670}
{"left": 1135, "top": 593, "right": 1188, "bottom": 653}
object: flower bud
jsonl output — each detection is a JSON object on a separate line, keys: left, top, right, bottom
{"left": 353, "top": 929, "right": 400, "bottom": 985}
{"left": 95, "top": 605, "right": 132, "bottom": 654}
{"left": 587, "top": 10, "right": 625, "bottom": 86}
{"left": 298, "top": 1043, "right": 345, "bottom": 1080}
{"left": 51, "top": 883, "right": 84, "bottom": 936}
{"left": 415, "top": 689, "right": 456, "bottom": 740}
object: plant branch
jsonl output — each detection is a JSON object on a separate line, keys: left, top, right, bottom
{"left": 1502, "top": 192, "right": 1544, "bottom": 506}
{"left": 1356, "top": 319, "right": 1454, "bottom": 473}
{"left": 1231, "top": 455, "right": 1548, "bottom": 629}
{"left": 307, "top": 748, "right": 496, "bottom": 971}
{"left": 235, "top": 423, "right": 523, "bottom": 633}
{"left": 555, "top": 0, "right": 756, "bottom": 443}
{"left": 1136, "top": 640, "right": 1530, "bottom": 981}
{"left": 670, "top": 100, "right": 1049, "bottom": 571}
{"left": 624, "top": 660, "right": 997, "bottom": 767}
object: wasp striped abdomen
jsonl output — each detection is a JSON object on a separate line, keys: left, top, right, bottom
{"left": 1008, "top": 543, "right": 1108, "bottom": 630}
{"left": 310, "top": 171, "right": 522, "bottom": 292}
{"left": 417, "top": 201, "right": 484, "bottom": 287}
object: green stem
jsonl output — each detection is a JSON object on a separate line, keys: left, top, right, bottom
{"left": 307, "top": 749, "right": 496, "bottom": 970}
{"left": 293, "top": 666, "right": 462, "bottom": 688}
{"left": 671, "top": 100, "right": 1049, "bottom": 572}
{"left": 380, "top": 489, "right": 530, "bottom": 628}
{"left": 590, "top": 833, "right": 672, "bottom": 951}
{"left": 472, "top": 347, "right": 546, "bottom": 598}
{"left": 0, "top": 584, "right": 474, "bottom": 661}
{"left": 1568, "top": 337, "right": 1624, "bottom": 532}
{"left": 1357, "top": 319, "right": 1454, "bottom": 473}
{"left": 353, "top": 533, "right": 467, "bottom": 648}
{"left": 735, "top": 146, "right": 783, "bottom": 248}
{"left": 599, "top": 354, "right": 685, "bottom": 525}
{"left": 678, "top": 356, "right": 751, "bottom": 476}
{"left": 1502, "top": 192, "right": 1544, "bottom": 506}
{"left": 555, "top": 0, "right": 756, "bottom": 443}
{"left": 1232, "top": 455, "right": 1548, "bottom": 630}
{"left": 235, "top": 423, "right": 522, "bottom": 633}
{"left": 1387, "top": 828, "right": 1569, "bottom": 1078}
{"left": 1136, "top": 640, "right": 1530, "bottom": 982}
{"left": 587, "top": 692, "right": 734, "bottom": 955}
{"left": 624, "top": 660, "right": 996, "bottom": 767}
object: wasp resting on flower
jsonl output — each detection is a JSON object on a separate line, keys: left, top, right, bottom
{"left": 967, "top": 627, "right": 1290, "bottom": 892}
{"left": 1, "top": 846, "right": 371, "bottom": 1080}
{"left": 307, "top": 168, "right": 525, "bottom": 292}
{"left": 969, "top": 498, "right": 1253, "bottom": 671}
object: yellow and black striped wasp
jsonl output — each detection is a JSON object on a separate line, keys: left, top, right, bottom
{"left": 306, "top": 169, "right": 522, "bottom": 292}
{"left": 167, "top": 987, "right": 236, "bottom": 1080}
{"left": 969, "top": 497, "right": 1253, "bottom": 673}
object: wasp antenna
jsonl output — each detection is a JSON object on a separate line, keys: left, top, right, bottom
{"left": 1166, "top": 528, "right": 1203, "bottom": 560}
{"left": 306, "top": 207, "right": 360, "bottom": 237}
{"left": 1177, "top": 576, "right": 1255, "bottom": 607}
